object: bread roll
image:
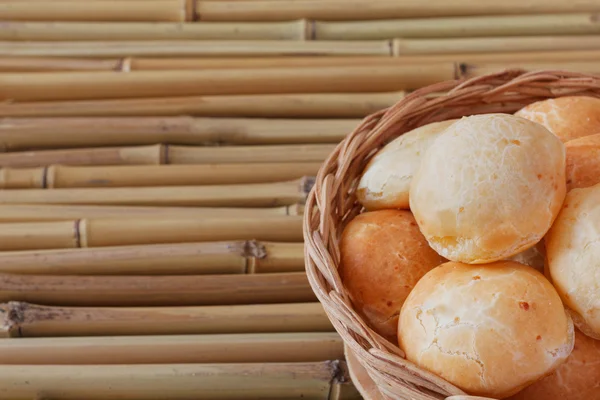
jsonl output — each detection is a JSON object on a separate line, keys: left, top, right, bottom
{"left": 356, "top": 119, "right": 457, "bottom": 210}
{"left": 545, "top": 183, "right": 600, "bottom": 340}
{"left": 515, "top": 96, "right": 600, "bottom": 142}
{"left": 409, "top": 113, "right": 566, "bottom": 264}
{"left": 340, "top": 209, "right": 444, "bottom": 340}
{"left": 398, "top": 261, "right": 575, "bottom": 399}
{"left": 510, "top": 329, "right": 600, "bottom": 400}
{"left": 565, "top": 133, "right": 600, "bottom": 191}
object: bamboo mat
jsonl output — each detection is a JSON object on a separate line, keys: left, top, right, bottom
{"left": 0, "top": 2, "right": 599, "bottom": 399}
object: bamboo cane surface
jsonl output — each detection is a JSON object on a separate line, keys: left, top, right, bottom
{"left": 0, "top": 91, "right": 404, "bottom": 118}
{"left": 0, "top": 272, "right": 316, "bottom": 306}
{"left": 0, "top": 332, "right": 343, "bottom": 364}
{"left": 0, "top": 217, "right": 304, "bottom": 251}
{"left": 0, "top": 116, "right": 358, "bottom": 149}
{"left": 0, "top": 361, "right": 358, "bottom": 400}
{"left": 0, "top": 204, "right": 303, "bottom": 222}
{"left": 0, "top": 144, "right": 334, "bottom": 167}
{"left": 1, "top": 14, "right": 600, "bottom": 42}
{"left": 0, "top": 241, "right": 304, "bottom": 275}
{"left": 0, "top": 65, "right": 457, "bottom": 101}
{"left": 0, "top": 301, "right": 332, "bottom": 337}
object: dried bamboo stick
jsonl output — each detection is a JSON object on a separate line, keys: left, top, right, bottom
{"left": 0, "top": 144, "right": 334, "bottom": 168}
{"left": 392, "top": 36, "right": 600, "bottom": 55}
{"left": 0, "top": 92, "right": 403, "bottom": 118}
{"left": 0, "top": 65, "right": 456, "bottom": 101}
{"left": 194, "top": 0, "right": 600, "bottom": 21}
{"left": 0, "top": 301, "right": 332, "bottom": 337}
{"left": 314, "top": 13, "right": 600, "bottom": 40}
{"left": 0, "top": 179, "right": 311, "bottom": 208}
{"left": 0, "top": 0, "right": 185, "bottom": 22}
{"left": 0, "top": 21, "right": 308, "bottom": 41}
{"left": 0, "top": 216, "right": 303, "bottom": 251}
{"left": 0, "top": 40, "right": 395, "bottom": 58}
{"left": 0, "top": 332, "right": 343, "bottom": 364}
{"left": 0, "top": 163, "right": 322, "bottom": 189}
{"left": 0, "top": 204, "right": 301, "bottom": 222}
{"left": 0, "top": 116, "right": 358, "bottom": 150}
{"left": 0, "top": 216, "right": 304, "bottom": 251}
{"left": 0, "top": 57, "right": 121, "bottom": 72}
{"left": 0, "top": 361, "right": 346, "bottom": 400}
{"left": 0, "top": 272, "right": 316, "bottom": 306}
{"left": 0, "top": 241, "right": 304, "bottom": 275}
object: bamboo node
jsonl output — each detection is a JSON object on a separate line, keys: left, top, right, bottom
{"left": 116, "top": 57, "right": 133, "bottom": 73}
{"left": 74, "top": 219, "right": 89, "bottom": 248}
{"left": 0, "top": 301, "right": 24, "bottom": 337}
{"left": 162, "top": 144, "right": 170, "bottom": 165}
{"left": 301, "top": 176, "right": 316, "bottom": 202}
{"left": 302, "top": 19, "right": 316, "bottom": 41}
{"left": 244, "top": 240, "right": 267, "bottom": 259}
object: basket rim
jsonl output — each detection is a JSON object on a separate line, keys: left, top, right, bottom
{"left": 302, "top": 68, "right": 600, "bottom": 400}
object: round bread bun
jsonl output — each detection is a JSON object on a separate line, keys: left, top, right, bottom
{"left": 398, "top": 261, "right": 575, "bottom": 399}
{"left": 515, "top": 96, "right": 600, "bottom": 142}
{"left": 356, "top": 119, "right": 457, "bottom": 210}
{"left": 506, "top": 241, "right": 546, "bottom": 273}
{"left": 565, "top": 133, "right": 600, "bottom": 191}
{"left": 340, "top": 209, "right": 444, "bottom": 340}
{"left": 545, "top": 183, "right": 600, "bottom": 340}
{"left": 509, "top": 329, "right": 600, "bottom": 400}
{"left": 409, "top": 113, "right": 566, "bottom": 264}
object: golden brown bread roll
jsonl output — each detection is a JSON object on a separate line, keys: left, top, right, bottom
{"left": 515, "top": 96, "right": 600, "bottom": 142}
{"left": 409, "top": 113, "right": 566, "bottom": 264}
{"left": 565, "top": 133, "right": 600, "bottom": 191}
{"left": 398, "top": 261, "right": 574, "bottom": 399}
{"left": 545, "top": 183, "right": 600, "bottom": 340}
{"left": 340, "top": 209, "right": 444, "bottom": 340}
{"left": 509, "top": 329, "right": 600, "bottom": 400}
{"left": 356, "top": 119, "right": 457, "bottom": 210}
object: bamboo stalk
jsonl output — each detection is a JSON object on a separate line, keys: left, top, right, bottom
{"left": 0, "top": 57, "right": 121, "bottom": 72}
{"left": 0, "top": 216, "right": 304, "bottom": 251}
{"left": 0, "top": 40, "right": 395, "bottom": 58}
{"left": 314, "top": 13, "right": 600, "bottom": 40}
{"left": 0, "top": 332, "right": 343, "bottom": 364}
{"left": 0, "top": 144, "right": 334, "bottom": 167}
{"left": 0, "top": 272, "right": 316, "bottom": 306}
{"left": 0, "top": 204, "right": 300, "bottom": 222}
{"left": 392, "top": 36, "right": 600, "bottom": 55}
{"left": 0, "top": 241, "right": 304, "bottom": 275}
{"left": 0, "top": 1, "right": 185, "bottom": 22}
{"left": 167, "top": 144, "right": 335, "bottom": 164}
{"left": 194, "top": 0, "right": 600, "bottom": 21}
{"left": 0, "top": 361, "right": 346, "bottom": 400}
{"left": 0, "top": 65, "right": 456, "bottom": 101}
{"left": 0, "top": 116, "right": 358, "bottom": 150}
{"left": 0, "top": 163, "right": 322, "bottom": 189}
{"left": 0, "top": 301, "right": 332, "bottom": 337}
{"left": 0, "top": 179, "right": 311, "bottom": 207}
{"left": 0, "top": 21, "right": 308, "bottom": 41}
{"left": 0, "top": 92, "right": 403, "bottom": 118}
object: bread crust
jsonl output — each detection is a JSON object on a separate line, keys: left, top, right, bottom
{"left": 565, "top": 133, "right": 600, "bottom": 191}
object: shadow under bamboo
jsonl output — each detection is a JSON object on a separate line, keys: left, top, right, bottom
{"left": 0, "top": 40, "right": 396, "bottom": 58}
{"left": 0, "top": 301, "right": 332, "bottom": 337}
{"left": 0, "top": 203, "right": 302, "bottom": 222}
{"left": 0, "top": 64, "right": 457, "bottom": 101}
{"left": 0, "top": 144, "right": 335, "bottom": 167}
{"left": 0, "top": 332, "right": 343, "bottom": 364}
{"left": 0, "top": 20, "right": 308, "bottom": 41}
{"left": 0, "top": 241, "right": 304, "bottom": 275}
{"left": 0, "top": 361, "right": 348, "bottom": 400}
{"left": 0, "top": 178, "right": 311, "bottom": 208}
{"left": 0, "top": 116, "right": 358, "bottom": 150}
{"left": 0, "top": 0, "right": 185, "bottom": 22}
{"left": 194, "top": 0, "right": 600, "bottom": 21}
{"left": 0, "top": 91, "right": 404, "bottom": 118}
{"left": 0, "top": 272, "right": 316, "bottom": 306}
{"left": 462, "top": 61, "right": 600, "bottom": 78}
{"left": 0, "top": 216, "right": 304, "bottom": 251}
{"left": 0, "top": 163, "right": 323, "bottom": 188}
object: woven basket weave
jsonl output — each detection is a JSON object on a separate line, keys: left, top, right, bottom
{"left": 303, "top": 69, "right": 600, "bottom": 400}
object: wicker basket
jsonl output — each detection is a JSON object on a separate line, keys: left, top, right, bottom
{"left": 303, "top": 69, "right": 600, "bottom": 400}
